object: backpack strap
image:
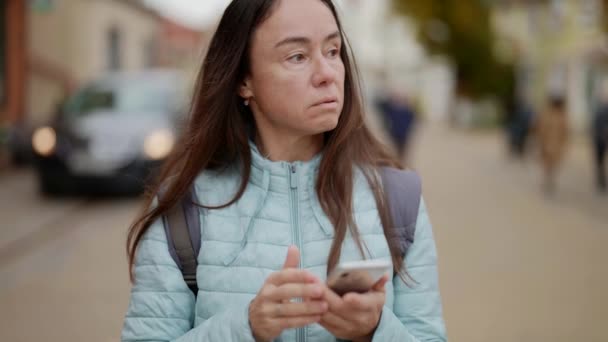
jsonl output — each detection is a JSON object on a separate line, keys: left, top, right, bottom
{"left": 161, "top": 185, "right": 200, "bottom": 295}
{"left": 163, "top": 168, "right": 422, "bottom": 296}
{"left": 379, "top": 167, "right": 422, "bottom": 257}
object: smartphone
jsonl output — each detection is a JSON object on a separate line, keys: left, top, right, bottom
{"left": 326, "top": 258, "right": 392, "bottom": 296}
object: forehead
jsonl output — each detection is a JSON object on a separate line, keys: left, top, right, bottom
{"left": 254, "top": 0, "right": 339, "bottom": 44}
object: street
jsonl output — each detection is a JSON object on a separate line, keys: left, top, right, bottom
{"left": 0, "top": 123, "right": 607, "bottom": 342}
{"left": 0, "top": 171, "right": 136, "bottom": 341}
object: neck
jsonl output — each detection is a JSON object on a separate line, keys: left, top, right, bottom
{"left": 254, "top": 130, "right": 324, "bottom": 163}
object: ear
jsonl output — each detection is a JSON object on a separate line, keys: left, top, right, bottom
{"left": 238, "top": 76, "right": 254, "bottom": 100}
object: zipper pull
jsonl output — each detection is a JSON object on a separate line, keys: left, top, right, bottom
{"left": 290, "top": 164, "right": 298, "bottom": 189}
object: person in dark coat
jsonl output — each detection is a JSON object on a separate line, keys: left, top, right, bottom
{"left": 592, "top": 96, "right": 608, "bottom": 193}
{"left": 376, "top": 91, "right": 417, "bottom": 159}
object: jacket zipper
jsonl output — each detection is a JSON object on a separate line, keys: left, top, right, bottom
{"left": 288, "top": 164, "right": 305, "bottom": 342}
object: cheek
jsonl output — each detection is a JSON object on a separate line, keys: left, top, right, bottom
{"left": 335, "top": 63, "right": 346, "bottom": 96}
{"left": 281, "top": 74, "right": 310, "bottom": 100}
{"left": 257, "top": 71, "right": 309, "bottom": 110}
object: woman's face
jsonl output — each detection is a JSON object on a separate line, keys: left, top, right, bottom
{"left": 240, "top": 0, "right": 345, "bottom": 137}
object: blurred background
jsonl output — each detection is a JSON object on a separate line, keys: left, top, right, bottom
{"left": 0, "top": 0, "right": 607, "bottom": 341}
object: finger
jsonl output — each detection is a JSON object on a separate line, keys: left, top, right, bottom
{"left": 371, "top": 274, "right": 390, "bottom": 292}
{"left": 323, "top": 286, "right": 344, "bottom": 307}
{"left": 321, "top": 285, "right": 346, "bottom": 311}
{"left": 343, "top": 292, "right": 374, "bottom": 311}
{"left": 319, "top": 311, "right": 350, "bottom": 329}
{"left": 266, "top": 268, "right": 320, "bottom": 286}
{"left": 271, "top": 283, "right": 324, "bottom": 301}
{"left": 277, "top": 315, "right": 322, "bottom": 330}
{"left": 343, "top": 291, "right": 385, "bottom": 313}
{"left": 282, "top": 245, "right": 300, "bottom": 269}
{"left": 343, "top": 292, "right": 363, "bottom": 307}
{"left": 322, "top": 285, "right": 362, "bottom": 322}
{"left": 272, "top": 301, "right": 328, "bottom": 317}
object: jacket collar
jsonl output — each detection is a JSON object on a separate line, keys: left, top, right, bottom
{"left": 248, "top": 140, "right": 322, "bottom": 194}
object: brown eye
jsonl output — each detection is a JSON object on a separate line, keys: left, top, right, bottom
{"left": 288, "top": 54, "right": 306, "bottom": 63}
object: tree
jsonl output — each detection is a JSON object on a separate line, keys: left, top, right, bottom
{"left": 603, "top": 0, "right": 608, "bottom": 32}
{"left": 392, "top": 0, "right": 515, "bottom": 105}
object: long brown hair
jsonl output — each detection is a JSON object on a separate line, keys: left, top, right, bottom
{"left": 127, "top": 0, "right": 407, "bottom": 281}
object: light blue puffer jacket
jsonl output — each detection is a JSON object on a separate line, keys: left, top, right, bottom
{"left": 122, "top": 144, "right": 447, "bottom": 341}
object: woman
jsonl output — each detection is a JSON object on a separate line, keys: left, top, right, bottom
{"left": 122, "top": 0, "right": 446, "bottom": 341}
{"left": 536, "top": 95, "right": 569, "bottom": 195}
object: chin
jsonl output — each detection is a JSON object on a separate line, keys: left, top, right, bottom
{"left": 309, "top": 116, "right": 339, "bottom": 134}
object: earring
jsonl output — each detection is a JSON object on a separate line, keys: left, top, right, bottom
{"left": 244, "top": 99, "right": 250, "bottom": 106}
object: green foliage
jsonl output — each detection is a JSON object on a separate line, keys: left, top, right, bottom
{"left": 603, "top": 0, "right": 608, "bottom": 33}
{"left": 393, "top": 0, "right": 514, "bottom": 102}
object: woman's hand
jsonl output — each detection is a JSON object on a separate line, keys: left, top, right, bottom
{"left": 319, "top": 275, "right": 389, "bottom": 342}
{"left": 248, "top": 246, "right": 329, "bottom": 341}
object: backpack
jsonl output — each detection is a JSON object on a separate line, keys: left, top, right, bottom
{"left": 162, "top": 167, "right": 422, "bottom": 296}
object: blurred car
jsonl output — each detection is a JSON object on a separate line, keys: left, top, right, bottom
{"left": 32, "top": 69, "right": 186, "bottom": 195}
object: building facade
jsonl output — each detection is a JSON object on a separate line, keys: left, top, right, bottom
{"left": 0, "top": 0, "right": 26, "bottom": 125}
{"left": 27, "top": 0, "right": 163, "bottom": 124}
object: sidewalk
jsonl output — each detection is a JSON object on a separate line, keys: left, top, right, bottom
{"left": 411, "top": 123, "right": 608, "bottom": 342}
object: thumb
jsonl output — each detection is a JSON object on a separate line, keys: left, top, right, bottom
{"left": 371, "top": 274, "right": 389, "bottom": 292}
{"left": 282, "top": 245, "right": 300, "bottom": 269}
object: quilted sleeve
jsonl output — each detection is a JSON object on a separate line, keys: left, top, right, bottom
{"left": 121, "top": 217, "right": 256, "bottom": 342}
{"left": 371, "top": 198, "right": 448, "bottom": 341}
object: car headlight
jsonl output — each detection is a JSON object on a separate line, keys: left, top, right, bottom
{"left": 143, "top": 129, "right": 174, "bottom": 160}
{"left": 32, "top": 127, "right": 56, "bottom": 156}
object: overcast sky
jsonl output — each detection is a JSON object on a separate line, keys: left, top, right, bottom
{"left": 142, "top": 0, "right": 350, "bottom": 29}
{"left": 142, "top": 0, "right": 232, "bottom": 29}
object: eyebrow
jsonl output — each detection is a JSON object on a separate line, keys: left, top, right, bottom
{"left": 274, "top": 31, "right": 341, "bottom": 48}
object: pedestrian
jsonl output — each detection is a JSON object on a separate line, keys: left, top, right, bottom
{"left": 507, "top": 98, "right": 535, "bottom": 158}
{"left": 536, "top": 95, "right": 569, "bottom": 195}
{"left": 375, "top": 89, "right": 417, "bottom": 160}
{"left": 592, "top": 90, "right": 608, "bottom": 193}
{"left": 121, "top": 1, "right": 446, "bottom": 341}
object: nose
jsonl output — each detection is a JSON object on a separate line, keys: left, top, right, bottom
{"left": 312, "top": 56, "right": 337, "bottom": 88}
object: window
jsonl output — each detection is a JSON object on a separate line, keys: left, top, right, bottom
{"left": 108, "top": 27, "right": 122, "bottom": 71}
{"left": 64, "top": 86, "right": 115, "bottom": 117}
{"left": 30, "top": 0, "right": 55, "bottom": 13}
{"left": 144, "top": 37, "right": 158, "bottom": 68}
{"left": 64, "top": 82, "right": 175, "bottom": 118}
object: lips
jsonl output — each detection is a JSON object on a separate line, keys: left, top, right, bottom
{"left": 312, "top": 96, "right": 338, "bottom": 107}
